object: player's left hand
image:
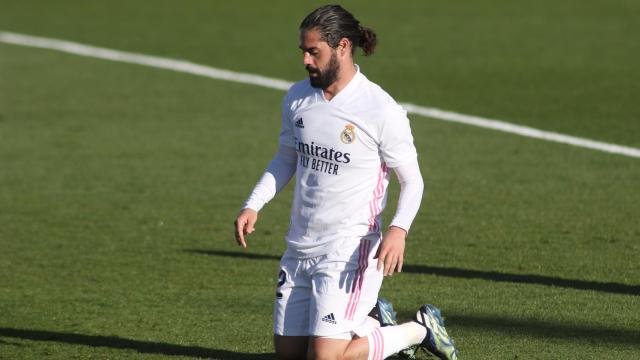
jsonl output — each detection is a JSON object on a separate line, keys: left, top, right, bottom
{"left": 376, "top": 226, "right": 406, "bottom": 276}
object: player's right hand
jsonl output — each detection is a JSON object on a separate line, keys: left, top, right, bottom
{"left": 234, "top": 208, "right": 258, "bottom": 248}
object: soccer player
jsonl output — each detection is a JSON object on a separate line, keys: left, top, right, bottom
{"left": 234, "top": 5, "right": 458, "bottom": 360}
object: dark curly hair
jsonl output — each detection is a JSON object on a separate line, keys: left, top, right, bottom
{"left": 300, "top": 4, "right": 377, "bottom": 56}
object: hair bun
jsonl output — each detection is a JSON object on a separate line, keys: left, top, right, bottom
{"left": 359, "top": 26, "right": 377, "bottom": 56}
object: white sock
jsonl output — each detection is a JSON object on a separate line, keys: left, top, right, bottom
{"left": 366, "top": 322, "right": 427, "bottom": 360}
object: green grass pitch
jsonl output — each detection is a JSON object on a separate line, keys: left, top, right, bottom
{"left": 1, "top": 1, "right": 639, "bottom": 359}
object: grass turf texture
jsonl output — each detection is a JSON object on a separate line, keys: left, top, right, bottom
{"left": 1, "top": 1, "right": 639, "bottom": 359}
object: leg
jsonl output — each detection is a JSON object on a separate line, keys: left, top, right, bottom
{"left": 307, "top": 337, "right": 369, "bottom": 360}
{"left": 299, "top": 239, "right": 458, "bottom": 360}
{"left": 274, "top": 335, "right": 309, "bottom": 360}
{"left": 369, "top": 298, "right": 418, "bottom": 358}
{"left": 308, "top": 336, "right": 369, "bottom": 360}
{"left": 305, "top": 322, "right": 427, "bottom": 360}
{"left": 273, "top": 257, "right": 313, "bottom": 358}
{"left": 363, "top": 305, "right": 459, "bottom": 360}
{"left": 306, "top": 238, "right": 382, "bottom": 360}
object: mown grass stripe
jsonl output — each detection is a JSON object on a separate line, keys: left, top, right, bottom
{"left": 2, "top": 30, "right": 639, "bottom": 159}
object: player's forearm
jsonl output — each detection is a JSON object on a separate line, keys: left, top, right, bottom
{"left": 243, "top": 144, "right": 297, "bottom": 212}
{"left": 389, "top": 158, "right": 424, "bottom": 232}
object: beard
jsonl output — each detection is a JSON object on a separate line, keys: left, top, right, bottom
{"left": 306, "top": 51, "right": 339, "bottom": 89}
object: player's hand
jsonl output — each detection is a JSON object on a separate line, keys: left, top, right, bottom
{"left": 234, "top": 208, "right": 258, "bottom": 248}
{"left": 376, "top": 226, "right": 406, "bottom": 276}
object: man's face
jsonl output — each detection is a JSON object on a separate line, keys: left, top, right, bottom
{"left": 299, "top": 29, "right": 340, "bottom": 89}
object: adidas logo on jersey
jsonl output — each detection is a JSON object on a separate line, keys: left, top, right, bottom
{"left": 295, "top": 118, "right": 305, "bottom": 128}
{"left": 321, "top": 313, "right": 337, "bottom": 324}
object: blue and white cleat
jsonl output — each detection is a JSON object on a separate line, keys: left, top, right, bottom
{"left": 414, "top": 304, "right": 459, "bottom": 360}
{"left": 370, "top": 299, "right": 418, "bottom": 359}
{"left": 374, "top": 298, "right": 398, "bottom": 327}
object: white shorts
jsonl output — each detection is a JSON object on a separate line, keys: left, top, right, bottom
{"left": 273, "top": 237, "right": 383, "bottom": 340}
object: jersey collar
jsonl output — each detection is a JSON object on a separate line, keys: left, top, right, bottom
{"left": 318, "top": 64, "right": 365, "bottom": 106}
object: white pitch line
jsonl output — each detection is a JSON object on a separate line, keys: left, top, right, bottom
{"left": 0, "top": 31, "right": 293, "bottom": 91}
{"left": 1, "top": 30, "right": 639, "bottom": 159}
{"left": 401, "top": 104, "right": 640, "bottom": 158}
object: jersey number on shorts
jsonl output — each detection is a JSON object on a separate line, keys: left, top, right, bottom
{"left": 276, "top": 269, "right": 286, "bottom": 299}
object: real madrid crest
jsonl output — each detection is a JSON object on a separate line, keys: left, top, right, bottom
{"left": 340, "top": 124, "right": 356, "bottom": 144}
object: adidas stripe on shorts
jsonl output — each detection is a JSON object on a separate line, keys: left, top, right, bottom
{"left": 274, "top": 236, "right": 383, "bottom": 340}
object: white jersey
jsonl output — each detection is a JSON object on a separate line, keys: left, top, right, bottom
{"left": 280, "top": 66, "right": 417, "bottom": 257}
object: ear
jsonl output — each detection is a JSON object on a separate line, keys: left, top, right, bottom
{"left": 337, "top": 37, "right": 351, "bottom": 57}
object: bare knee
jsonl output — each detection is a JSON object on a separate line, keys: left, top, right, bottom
{"left": 307, "top": 351, "right": 356, "bottom": 360}
{"left": 308, "top": 337, "right": 367, "bottom": 360}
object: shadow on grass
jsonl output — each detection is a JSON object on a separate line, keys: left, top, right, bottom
{"left": 0, "top": 327, "right": 275, "bottom": 359}
{"left": 402, "top": 264, "right": 640, "bottom": 296}
{"left": 184, "top": 249, "right": 640, "bottom": 296}
{"left": 184, "top": 249, "right": 280, "bottom": 261}
{"left": 446, "top": 313, "right": 640, "bottom": 347}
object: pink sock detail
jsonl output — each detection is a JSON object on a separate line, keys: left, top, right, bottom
{"left": 367, "top": 323, "right": 426, "bottom": 359}
{"left": 367, "top": 328, "right": 384, "bottom": 360}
